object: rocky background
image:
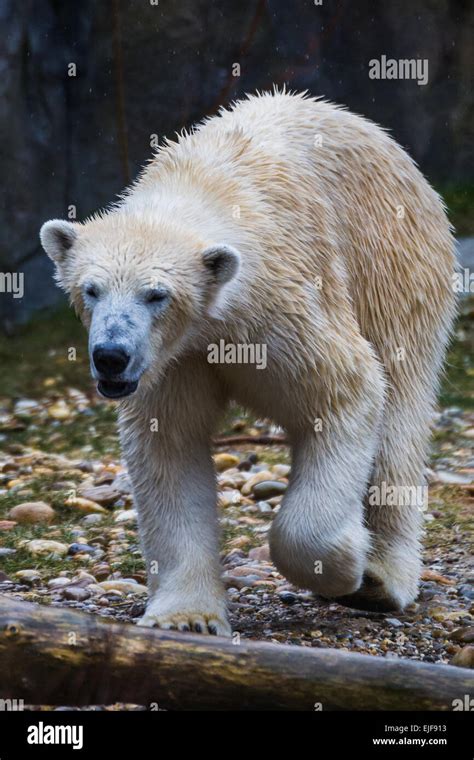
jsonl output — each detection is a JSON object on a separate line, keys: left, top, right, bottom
{"left": 0, "top": 0, "right": 473, "bottom": 328}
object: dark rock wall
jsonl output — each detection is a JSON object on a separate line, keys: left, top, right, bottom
{"left": 1, "top": 0, "right": 472, "bottom": 326}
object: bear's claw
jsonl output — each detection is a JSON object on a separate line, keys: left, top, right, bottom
{"left": 137, "top": 610, "right": 231, "bottom": 636}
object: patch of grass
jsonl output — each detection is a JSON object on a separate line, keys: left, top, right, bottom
{"left": 0, "top": 306, "right": 90, "bottom": 398}
{"left": 438, "top": 184, "right": 474, "bottom": 236}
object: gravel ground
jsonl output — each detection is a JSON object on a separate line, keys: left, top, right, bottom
{"left": 0, "top": 397, "right": 473, "bottom": 683}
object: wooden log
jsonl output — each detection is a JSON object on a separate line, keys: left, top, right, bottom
{"left": 0, "top": 595, "right": 472, "bottom": 710}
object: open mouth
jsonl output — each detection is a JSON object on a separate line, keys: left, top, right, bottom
{"left": 97, "top": 379, "right": 139, "bottom": 399}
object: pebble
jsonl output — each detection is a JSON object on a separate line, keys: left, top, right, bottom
{"left": 451, "top": 627, "right": 474, "bottom": 643}
{"left": 82, "top": 514, "right": 104, "bottom": 526}
{"left": 214, "top": 453, "right": 240, "bottom": 472}
{"left": 385, "top": 618, "right": 403, "bottom": 628}
{"left": 278, "top": 591, "right": 298, "bottom": 605}
{"left": 8, "top": 501, "right": 55, "bottom": 524}
{"left": 252, "top": 480, "right": 288, "bottom": 499}
{"left": 272, "top": 464, "right": 291, "bottom": 477}
{"left": 114, "top": 509, "right": 137, "bottom": 524}
{"left": 15, "top": 570, "right": 41, "bottom": 584}
{"left": 98, "top": 580, "right": 148, "bottom": 596}
{"left": 248, "top": 544, "right": 271, "bottom": 562}
{"left": 67, "top": 543, "right": 97, "bottom": 556}
{"left": 458, "top": 585, "right": 474, "bottom": 601}
{"left": 0, "top": 520, "right": 17, "bottom": 531}
{"left": 223, "top": 575, "right": 258, "bottom": 589}
{"left": 48, "top": 400, "right": 71, "bottom": 420}
{"left": 241, "top": 471, "right": 274, "bottom": 496}
{"left": 48, "top": 577, "right": 72, "bottom": 589}
{"left": 450, "top": 646, "right": 474, "bottom": 669}
{"left": 78, "top": 484, "right": 120, "bottom": 506}
{"left": 256, "top": 501, "right": 272, "bottom": 513}
{"left": 61, "top": 586, "right": 91, "bottom": 602}
{"left": 433, "top": 470, "right": 473, "bottom": 485}
{"left": 219, "top": 490, "right": 242, "bottom": 508}
{"left": 112, "top": 472, "right": 133, "bottom": 494}
{"left": 24, "top": 539, "right": 68, "bottom": 557}
{"left": 0, "top": 548, "right": 16, "bottom": 557}
{"left": 65, "top": 496, "right": 108, "bottom": 514}
{"left": 229, "top": 565, "right": 272, "bottom": 579}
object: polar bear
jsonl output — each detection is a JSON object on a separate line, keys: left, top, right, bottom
{"left": 40, "top": 91, "right": 456, "bottom": 635}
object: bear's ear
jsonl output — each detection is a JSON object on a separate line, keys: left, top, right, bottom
{"left": 202, "top": 244, "right": 241, "bottom": 286}
{"left": 40, "top": 220, "right": 78, "bottom": 264}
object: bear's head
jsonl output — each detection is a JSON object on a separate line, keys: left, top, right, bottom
{"left": 40, "top": 214, "right": 240, "bottom": 399}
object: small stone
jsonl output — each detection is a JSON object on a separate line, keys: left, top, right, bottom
{"left": 61, "top": 586, "right": 91, "bottom": 602}
{"left": 81, "top": 513, "right": 104, "bottom": 525}
{"left": 256, "top": 501, "right": 272, "bottom": 513}
{"left": 224, "top": 575, "right": 258, "bottom": 589}
{"left": 0, "top": 520, "right": 17, "bottom": 531}
{"left": 450, "top": 646, "right": 474, "bottom": 669}
{"left": 450, "top": 627, "right": 474, "bottom": 643}
{"left": 65, "top": 496, "right": 108, "bottom": 514}
{"left": 214, "top": 453, "right": 240, "bottom": 472}
{"left": 433, "top": 470, "right": 473, "bottom": 485}
{"left": 15, "top": 570, "right": 41, "bottom": 584}
{"left": 458, "top": 585, "right": 474, "bottom": 601}
{"left": 237, "top": 459, "right": 253, "bottom": 471}
{"left": 229, "top": 565, "right": 272, "bottom": 578}
{"left": 8, "top": 501, "right": 55, "bottom": 524}
{"left": 48, "top": 400, "right": 71, "bottom": 420}
{"left": 112, "top": 471, "right": 133, "bottom": 494}
{"left": 385, "top": 618, "right": 403, "bottom": 628}
{"left": 78, "top": 484, "right": 121, "bottom": 506}
{"left": 0, "top": 548, "right": 16, "bottom": 558}
{"left": 48, "top": 577, "right": 72, "bottom": 589}
{"left": 278, "top": 591, "right": 298, "bottom": 605}
{"left": 218, "top": 490, "right": 242, "bottom": 508}
{"left": 68, "top": 543, "right": 97, "bottom": 556}
{"left": 248, "top": 544, "right": 271, "bottom": 562}
{"left": 114, "top": 509, "right": 137, "bottom": 524}
{"left": 225, "top": 536, "right": 252, "bottom": 552}
{"left": 91, "top": 563, "right": 111, "bottom": 580}
{"left": 25, "top": 539, "right": 68, "bottom": 557}
{"left": 241, "top": 471, "right": 274, "bottom": 496}
{"left": 272, "top": 464, "right": 291, "bottom": 477}
{"left": 252, "top": 480, "right": 288, "bottom": 499}
{"left": 98, "top": 580, "right": 148, "bottom": 596}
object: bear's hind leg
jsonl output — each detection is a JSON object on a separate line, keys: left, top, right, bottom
{"left": 269, "top": 345, "right": 385, "bottom": 599}
{"left": 337, "top": 397, "right": 429, "bottom": 612}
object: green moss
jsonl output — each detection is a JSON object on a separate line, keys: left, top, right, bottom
{"left": 437, "top": 184, "right": 474, "bottom": 236}
{"left": 0, "top": 307, "right": 91, "bottom": 398}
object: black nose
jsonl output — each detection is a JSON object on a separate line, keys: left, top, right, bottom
{"left": 93, "top": 344, "right": 130, "bottom": 377}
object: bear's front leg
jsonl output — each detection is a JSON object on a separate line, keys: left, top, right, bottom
{"left": 119, "top": 359, "right": 231, "bottom": 636}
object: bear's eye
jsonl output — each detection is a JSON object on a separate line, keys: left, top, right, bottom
{"left": 84, "top": 285, "right": 99, "bottom": 298}
{"left": 145, "top": 288, "right": 170, "bottom": 305}
{"left": 84, "top": 284, "right": 99, "bottom": 299}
